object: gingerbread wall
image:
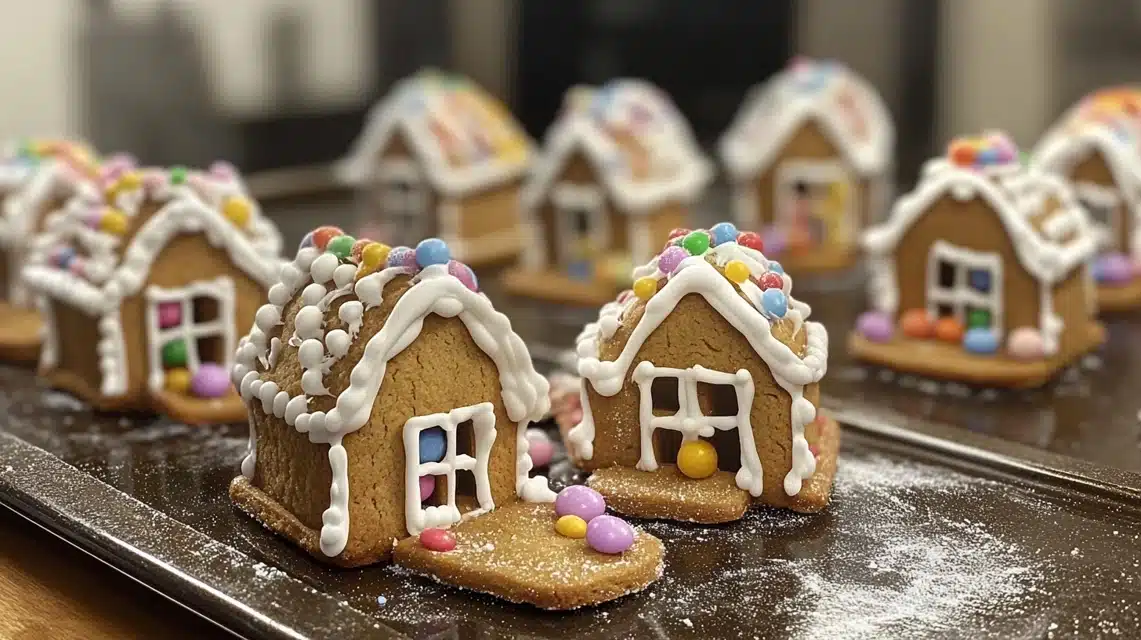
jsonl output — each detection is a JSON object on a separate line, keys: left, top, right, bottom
{"left": 253, "top": 275, "right": 520, "bottom": 562}
{"left": 456, "top": 179, "right": 520, "bottom": 241}
{"left": 1051, "top": 266, "right": 1096, "bottom": 355}
{"left": 1069, "top": 150, "right": 1131, "bottom": 253}
{"left": 583, "top": 293, "right": 820, "bottom": 510}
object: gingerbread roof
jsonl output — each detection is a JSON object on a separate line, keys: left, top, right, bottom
{"left": 336, "top": 70, "right": 534, "bottom": 196}
{"left": 1034, "top": 111, "right": 1141, "bottom": 193}
{"left": 23, "top": 165, "right": 281, "bottom": 316}
{"left": 0, "top": 141, "right": 102, "bottom": 248}
{"left": 719, "top": 58, "right": 894, "bottom": 180}
{"left": 0, "top": 139, "right": 97, "bottom": 193}
{"left": 520, "top": 79, "right": 714, "bottom": 214}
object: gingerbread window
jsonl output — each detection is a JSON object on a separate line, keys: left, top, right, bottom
{"left": 925, "top": 240, "right": 1003, "bottom": 332}
{"left": 1074, "top": 183, "right": 1121, "bottom": 251}
{"left": 143, "top": 277, "right": 237, "bottom": 393}
{"left": 773, "top": 159, "right": 854, "bottom": 249}
{"left": 552, "top": 183, "right": 608, "bottom": 268}
{"left": 376, "top": 158, "right": 428, "bottom": 235}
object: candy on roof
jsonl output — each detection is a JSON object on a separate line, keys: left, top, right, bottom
{"left": 0, "top": 139, "right": 99, "bottom": 190}
{"left": 945, "top": 131, "right": 1021, "bottom": 169}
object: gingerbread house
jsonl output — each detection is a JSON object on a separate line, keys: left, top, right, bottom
{"left": 719, "top": 58, "right": 894, "bottom": 273}
{"left": 22, "top": 165, "right": 283, "bottom": 424}
{"left": 1033, "top": 88, "right": 1141, "bottom": 310}
{"left": 566, "top": 222, "right": 838, "bottom": 524}
{"left": 336, "top": 70, "right": 533, "bottom": 267}
{"left": 229, "top": 232, "right": 663, "bottom": 608}
{"left": 850, "top": 132, "right": 1104, "bottom": 388}
{"left": 505, "top": 79, "right": 714, "bottom": 307}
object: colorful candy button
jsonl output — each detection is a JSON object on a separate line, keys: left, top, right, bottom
{"left": 415, "top": 238, "right": 451, "bottom": 267}
{"left": 162, "top": 339, "right": 188, "bottom": 367}
{"left": 709, "top": 221, "right": 738, "bottom": 246}
{"left": 554, "top": 485, "right": 606, "bottom": 522}
{"left": 760, "top": 288, "right": 788, "bottom": 318}
{"left": 900, "top": 309, "right": 934, "bottom": 339}
{"left": 962, "top": 327, "right": 999, "bottom": 355}
{"left": 682, "top": 230, "right": 711, "bottom": 256}
{"left": 164, "top": 368, "right": 191, "bottom": 394}
{"left": 419, "top": 427, "right": 447, "bottom": 464}
{"left": 677, "top": 440, "right": 718, "bottom": 479}
{"left": 736, "top": 231, "right": 764, "bottom": 252}
{"left": 724, "top": 259, "right": 749, "bottom": 284}
{"left": 585, "top": 515, "right": 635, "bottom": 554}
{"left": 856, "top": 311, "right": 894, "bottom": 343}
{"left": 758, "top": 272, "right": 784, "bottom": 291}
{"left": 420, "top": 528, "right": 456, "bottom": 552}
{"left": 657, "top": 245, "right": 688, "bottom": 275}
{"left": 326, "top": 234, "right": 356, "bottom": 261}
{"left": 419, "top": 475, "right": 435, "bottom": 501}
{"left": 158, "top": 301, "right": 182, "bottom": 329}
{"left": 190, "top": 363, "right": 231, "bottom": 398}
{"left": 1007, "top": 327, "right": 1045, "bottom": 360}
{"left": 633, "top": 276, "right": 657, "bottom": 301}
{"left": 555, "top": 514, "right": 588, "bottom": 539}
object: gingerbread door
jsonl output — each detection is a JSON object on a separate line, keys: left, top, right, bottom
{"left": 773, "top": 159, "right": 854, "bottom": 251}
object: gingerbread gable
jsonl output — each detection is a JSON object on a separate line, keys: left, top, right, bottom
{"left": 521, "top": 79, "right": 713, "bottom": 214}
{"left": 719, "top": 58, "right": 893, "bottom": 182}
{"left": 336, "top": 70, "right": 534, "bottom": 197}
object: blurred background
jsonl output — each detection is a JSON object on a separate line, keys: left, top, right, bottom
{"left": 3, "top": 0, "right": 1133, "bottom": 189}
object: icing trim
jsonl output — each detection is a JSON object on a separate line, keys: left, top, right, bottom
{"left": 143, "top": 277, "right": 237, "bottom": 392}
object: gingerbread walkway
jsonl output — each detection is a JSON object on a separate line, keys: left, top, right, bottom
{"left": 0, "top": 302, "right": 42, "bottom": 364}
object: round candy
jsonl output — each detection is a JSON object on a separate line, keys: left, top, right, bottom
{"left": 677, "top": 440, "right": 718, "bottom": 479}
{"left": 117, "top": 171, "right": 142, "bottom": 191}
{"left": 361, "top": 242, "right": 391, "bottom": 271}
{"left": 709, "top": 222, "right": 738, "bottom": 246}
{"left": 157, "top": 301, "right": 182, "bottom": 329}
{"left": 311, "top": 226, "right": 344, "bottom": 251}
{"left": 633, "top": 276, "right": 657, "bottom": 301}
{"left": 682, "top": 230, "right": 711, "bottom": 256}
{"left": 420, "top": 528, "right": 456, "bottom": 552}
{"left": 164, "top": 368, "right": 191, "bottom": 394}
{"left": 758, "top": 272, "right": 784, "bottom": 291}
{"left": 161, "top": 339, "right": 188, "bottom": 367}
{"left": 962, "top": 327, "right": 999, "bottom": 355}
{"left": 1007, "top": 327, "right": 1045, "bottom": 360}
{"left": 657, "top": 245, "right": 689, "bottom": 275}
{"left": 415, "top": 238, "right": 451, "bottom": 268}
{"left": 169, "top": 165, "right": 189, "bottom": 185}
{"left": 555, "top": 485, "right": 606, "bottom": 522}
{"left": 419, "top": 427, "right": 447, "bottom": 464}
{"left": 298, "top": 231, "right": 315, "bottom": 251}
{"left": 190, "top": 363, "right": 232, "bottom": 398}
{"left": 856, "top": 311, "right": 894, "bottom": 343}
{"left": 900, "top": 309, "right": 934, "bottom": 339}
{"left": 222, "top": 196, "right": 252, "bottom": 228}
{"left": 933, "top": 317, "right": 965, "bottom": 343}
{"left": 767, "top": 261, "right": 784, "bottom": 275}
{"left": 100, "top": 209, "right": 128, "bottom": 235}
{"left": 525, "top": 428, "right": 554, "bottom": 467}
{"left": 555, "top": 514, "right": 588, "bottom": 539}
{"left": 948, "top": 140, "right": 976, "bottom": 166}
{"left": 585, "top": 515, "right": 635, "bottom": 555}
{"left": 724, "top": 260, "right": 749, "bottom": 284}
{"left": 419, "top": 475, "right": 435, "bottom": 501}
{"left": 975, "top": 148, "right": 1000, "bottom": 166}
{"left": 447, "top": 260, "right": 479, "bottom": 292}
{"left": 53, "top": 247, "right": 76, "bottom": 268}
{"left": 736, "top": 231, "right": 764, "bottom": 252}
{"left": 761, "top": 288, "right": 787, "bottom": 318}
{"left": 387, "top": 246, "right": 417, "bottom": 269}
{"left": 326, "top": 234, "right": 356, "bottom": 261}
{"left": 666, "top": 227, "right": 691, "bottom": 242}
{"left": 350, "top": 238, "right": 372, "bottom": 263}
{"left": 1094, "top": 253, "right": 1132, "bottom": 284}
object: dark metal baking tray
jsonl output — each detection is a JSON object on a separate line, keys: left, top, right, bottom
{"left": 2, "top": 362, "right": 1141, "bottom": 639}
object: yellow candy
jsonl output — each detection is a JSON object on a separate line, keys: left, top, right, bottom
{"left": 117, "top": 171, "right": 142, "bottom": 191}
{"left": 555, "top": 514, "right": 588, "bottom": 539}
{"left": 677, "top": 440, "right": 718, "bottom": 479}
{"left": 100, "top": 210, "right": 128, "bottom": 235}
{"left": 361, "top": 242, "right": 391, "bottom": 270}
{"left": 724, "top": 259, "right": 749, "bottom": 284}
{"left": 222, "top": 196, "right": 252, "bottom": 228}
{"left": 633, "top": 276, "right": 657, "bottom": 301}
{"left": 164, "top": 368, "right": 192, "bottom": 394}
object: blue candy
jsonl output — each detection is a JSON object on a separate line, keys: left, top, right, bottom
{"left": 419, "top": 427, "right": 447, "bottom": 464}
{"left": 709, "top": 222, "right": 738, "bottom": 247}
{"left": 962, "top": 327, "right": 999, "bottom": 355}
{"left": 415, "top": 238, "right": 451, "bottom": 268}
{"left": 768, "top": 261, "right": 785, "bottom": 275}
{"left": 298, "top": 231, "right": 315, "bottom": 251}
{"left": 761, "top": 288, "right": 787, "bottom": 318}
{"left": 976, "top": 148, "right": 1000, "bottom": 165}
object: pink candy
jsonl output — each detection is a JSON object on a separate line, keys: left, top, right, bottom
{"left": 446, "top": 260, "right": 479, "bottom": 292}
{"left": 419, "top": 475, "right": 435, "bottom": 501}
{"left": 657, "top": 245, "right": 689, "bottom": 275}
{"left": 525, "top": 428, "right": 554, "bottom": 467}
{"left": 420, "top": 528, "right": 456, "bottom": 552}
{"left": 158, "top": 301, "right": 182, "bottom": 328}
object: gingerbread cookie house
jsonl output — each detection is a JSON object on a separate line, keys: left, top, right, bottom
{"left": 720, "top": 58, "right": 894, "bottom": 273}
{"left": 1033, "top": 88, "right": 1141, "bottom": 311}
{"left": 229, "top": 232, "right": 663, "bottom": 608}
{"left": 851, "top": 132, "right": 1104, "bottom": 388}
{"left": 505, "top": 79, "right": 714, "bottom": 307}
{"left": 336, "top": 70, "right": 533, "bottom": 267}
{"left": 567, "top": 222, "right": 839, "bottom": 524}
{"left": 22, "top": 164, "right": 283, "bottom": 424}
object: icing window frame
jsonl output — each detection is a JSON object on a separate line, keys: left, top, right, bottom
{"left": 1073, "top": 182, "right": 1122, "bottom": 252}
{"left": 375, "top": 158, "right": 428, "bottom": 229}
{"left": 143, "top": 277, "right": 237, "bottom": 394}
{"left": 773, "top": 159, "right": 854, "bottom": 247}
{"left": 552, "top": 183, "right": 609, "bottom": 267}
{"left": 925, "top": 240, "right": 1004, "bottom": 332}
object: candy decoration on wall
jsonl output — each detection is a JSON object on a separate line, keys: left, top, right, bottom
{"left": 677, "top": 440, "right": 718, "bottom": 479}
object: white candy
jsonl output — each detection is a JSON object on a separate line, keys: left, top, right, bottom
{"left": 254, "top": 304, "right": 280, "bottom": 332}
{"left": 301, "top": 282, "right": 327, "bottom": 306}
{"left": 310, "top": 253, "right": 340, "bottom": 283}
{"left": 333, "top": 264, "right": 357, "bottom": 288}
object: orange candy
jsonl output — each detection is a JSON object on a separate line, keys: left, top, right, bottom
{"left": 311, "top": 226, "right": 344, "bottom": 251}
{"left": 899, "top": 309, "right": 934, "bottom": 339}
{"left": 948, "top": 140, "right": 976, "bottom": 166}
{"left": 934, "top": 316, "right": 965, "bottom": 343}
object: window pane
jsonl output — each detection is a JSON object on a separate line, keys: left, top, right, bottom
{"left": 967, "top": 268, "right": 992, "bottom": 293}
{"left": 697, "top": 382, "right": 739, "bottom": 417}
{"left": 193, "top": 296, "right": 219, "bottom": 323}
{"left": 650, "top": 377, "right": 680, "bottom": 414}
{"left": 938, "top": 260, "right": 957, "bottom": 288}
{"left": 936, "top": 303, "right": 955, "bottom": 318}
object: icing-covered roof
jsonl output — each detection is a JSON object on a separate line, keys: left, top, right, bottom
{"left": 0, "top": 139, "right": 97, "bottom": 194}
{"left": 0, "top": 141, "right": 104, "bottom": 248}
{"left": 521, "top": 79, "right": 714, "bottom": 213}
{"left": 1034, "top": 100, "right": 1141, "bottom": 193}
{"left": 336, "top": 69, "right": 534, "bottom": 196}
{"left": 23, "top": 164, "right": 282, "bottom": 315}
{"left": 719, "top": 58, "right": 894, "bottom": 179}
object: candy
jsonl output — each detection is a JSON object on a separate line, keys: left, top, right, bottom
{"left": 169, "top": 165, "right": 189, "bottom": 185}
{"left": 415, "top": 238, "right": 451, "bottom": 268}
{"left": 53, "top": 247, "right": 76, "bottom": 268}
{"left": 164, "top": 368, "right": 191, "bottom": 394}
{"left": 419, "top": 475, "right": 435, "bottom": 501}
{"left": 962, "top": 327, "right": 999, "bottom": 355}
{"left": 677, "top": 440, "right": 718, "bottom": 479}
{"left": 419, "top": 427, "right": 447, "bottom": 464}
{"left": 447, "top": 260, "right": 479, "bottom": 292}
{"left": 311, "top": 226, "right": 344, "bottom": 251}
{"left": 736, "top": 231, "right": 764, "bottom": 252}
{"left": 933, "top": 316, "right": 965, "bottom": 343}
{"left": 525, "top": 428, "right": 554, "bottom": 467}
{"left": 767, "top": 261, "right": 784, "bottom": 275}
{"left": 657, "top": 245, "right": 689, "bottom": 275}
{"left": 350, "top": 238, "right": 372, "bottom": 263}
{"left": 419, "top": 528, "right": 456, "bottom": 552}
{"left": 1007, "top": 327, "right": 1045, "bottom": 360}
{"left": 682, "top": 230, "right": 711, "bottom": 256}
{"left": 633, "top": 276, "right": 657, "bottom": 300}
{"left": 361, "top": 242, "right": 391, "bottom": 271}
{"left": 162, "top": 339, "right": 188, "bottom": 367}
{"left": 157, "top": 301, "right": 182, "bottom": 328}
{"left": 856, "top": 311, "right": 894, "bottom": 343}
{"left": 900, "top": 309, "right": 934, "bottom": 339}
{"left": 1094, "top": 253, "right": 1133, "bottom": 284}
{"left": 190, "top": 363, "right": 232, "bottom": 398}
{"left": 758, "top": 272, "right": 784, "bottom": 290}
{"left": 116, "top": 171, "right": 142, "bottom": 192}
{"left": 387, "top": 246, "right": 416, "bottom": 269}
{"left": 222, "top": 196, "right": 252, "bottom": 228}
{"left": 724, "top": 259, "right": 749, "bottom": 284}
{"left": 100, "top": 209, "right": 128, "bottom": 235}
{"left": 555, "top": 514, "right": 588, "bottom": 539}
{"left": 555, "top": 485, "right": 606, "bottom": 522}
{"left": 585, "top": 515, "right": 635, "bottom": 554}
{"left": 666, "top": 227, "right": 691, "bottom": 242}
{"left": 326, "top": 234, "right": 356, "bottom": 261}
{"left": 709, "top": 222, "right": 738, "bottom": 246}
{"left": 948, "top": 140, "right": 976, "bottom": 166}
{"left": 760, "top": 288, "right": 787, "bottom": 318}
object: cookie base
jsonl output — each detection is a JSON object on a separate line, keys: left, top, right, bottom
{"left": 41, "top": 368, "right": 149, "bottom": 412}
{"left": 770, "top": 244, "right": 858, "bottom": 274}
{"left": 392, "top": 501, "right": 665, "bottom": 610}
{"left": 150, "top": 389, "right": 247, "bottom": 425}
{"left": 847, "top": 321, "right": 1106, "bottom": 388}
{"left": 0, "top": 302, "right": 41, "bottom": 364}
{"left": 587, "top": 415, "right": 841, "bottom": 522}
{"left": 502, "top": 268, "right": 622, "bottom": 307}
{"left": 1097, "top": 279, "right": 1141, "bottom": 312}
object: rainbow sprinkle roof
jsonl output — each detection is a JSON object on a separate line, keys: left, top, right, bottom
{"left": 0, "top": 138, "right": 98, "bottom": 191}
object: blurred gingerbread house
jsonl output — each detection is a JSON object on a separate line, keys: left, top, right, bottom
{"left": 719, "top": 58, "right": 894, "bottom": 273}
{"left": 336, "top": 70, "right": 534, "bottom": 267}
{"left": 505, "top": 79, "right": 714, "bottom": 306}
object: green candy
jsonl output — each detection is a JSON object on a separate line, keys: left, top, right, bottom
{"left": 326, "top": 234, "right": 356, "bottom": 260}
{"left": 967, "top": 309, "right": 991, "bottom": 329}
{"left": 162, "top": 339, "right": 188, "bottom": 367}
{"left": 682, "top": 230, "right": 711, "bottom": 256}
{"left": 169, "top": 165, "right": 189, "bottom": 185}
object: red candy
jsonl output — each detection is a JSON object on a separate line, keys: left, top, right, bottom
{"left": 758, "top": 272, "right": 784, "bottom": 290}
{"left": 350, "top": 238, "right": 373, "bottom": 263}
{"left": 737, "top": 231, "right": 764, "bottom": 252}
{"left": 311, "top": 226, "right": 344, "bottom": 251}
{"left": 948, "top": 141, "right": 976, "bottom": 167}
{"left": 666, "top": 228, "right": 691, "bottom": 241}
{"left": 419, "top": 528, "right": 456, "bottom": 552}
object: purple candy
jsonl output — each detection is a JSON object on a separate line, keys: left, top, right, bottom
{"left": 554, "top": 485, "right": 606, "bottom": 521}
{"left": 856, "top": 311, "right": 894, "bottom": 343}
{"left": 190, "top": 363, "right": 232, "bottom": 398}
{"left": 1094, "top": 253, "right": 1133, "bottom": 284}
{"left": 387, "top": 246, "right": 418, "bottom": 270}
{"left": 585, "top": 515, "right": 635, "bottom": 554}
{"left": 447, "top": 259, "right": 479, "bottom": 292}
{"left": 657, "top": 245, "right": 689, "bottom": 275}
{"left": 762, "top": 226, "right": 787, "bottom": 256}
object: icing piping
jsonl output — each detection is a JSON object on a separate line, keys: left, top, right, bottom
{"left": 143, "top": 277, "right": 237, "bottom": 392}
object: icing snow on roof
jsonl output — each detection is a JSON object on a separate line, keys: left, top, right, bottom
{"left": 336, "top": 69, "right": 534, "bottom": 196}
{"left": 1034, "top": 110, "right": 1141, "bottom": 192}
{"left": 0, "top": 139, "right": 98, "bottom": 193}
{"left": 720, "top": 57, "right": 894, "bottom": 180}
{"left": 521, "top": 78, "right": 714, "bottom": 213}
